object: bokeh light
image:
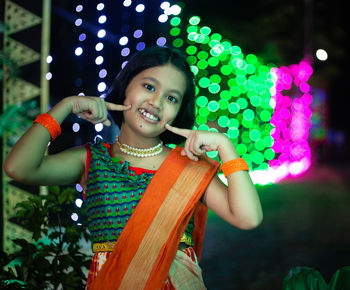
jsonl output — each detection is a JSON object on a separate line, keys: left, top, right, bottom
{"left": 269, "top": 60, "right": 313, "bottom": 182}
{"left": 165, "top": 12, "right": 314, "bottom": 185}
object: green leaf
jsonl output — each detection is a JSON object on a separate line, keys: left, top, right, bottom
{"left": 49, "top": 185, "right": 60, "bottom": 195}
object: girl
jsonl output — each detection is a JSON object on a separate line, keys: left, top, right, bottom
{"left": 4, "top": 46, "right": 263, "bottom": 289}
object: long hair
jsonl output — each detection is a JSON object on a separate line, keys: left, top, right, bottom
{"left": 106, "top": 46, "right": 195, "bottom": 145}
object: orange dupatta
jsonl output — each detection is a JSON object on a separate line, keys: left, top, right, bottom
{"left": 89, "top": 147, "right": 220, "bottom": 289}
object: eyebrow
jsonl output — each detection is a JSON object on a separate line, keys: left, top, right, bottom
{"left": 141, "top": 76, "right": 184, "bottom": 98}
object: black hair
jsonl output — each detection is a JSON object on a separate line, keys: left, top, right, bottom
{"left": 106, "top": 46, "right": 195, "bottom": 145}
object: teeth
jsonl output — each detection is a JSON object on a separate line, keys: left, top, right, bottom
{"left": 139, "top": 109, "right": 159, "bottom": 121}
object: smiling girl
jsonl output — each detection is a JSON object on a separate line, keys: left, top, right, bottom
{"left": 4, "top": 46, "right": 263, "bottom": 289}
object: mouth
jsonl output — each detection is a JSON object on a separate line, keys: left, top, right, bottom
{"left": 138, "top": 108, "right": 160, "bottom": 123}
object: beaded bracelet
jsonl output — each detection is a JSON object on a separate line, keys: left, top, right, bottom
{"left": 221, "top": 158, "right": 249, "bottom": 178}
{"left": 33, "top": 113, "right": 62, "bottom": 141}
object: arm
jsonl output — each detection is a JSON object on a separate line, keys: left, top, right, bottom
{"left": 3, "top": 97, "right": 85, "bottom": 185}
{"left": 165, "top": 124, "right": 263, "bottom": 230}
{"left": 3, "top": 96, "right": 131, "bottom": 186}
{"left": 201, "top": 135, "right": 263, "bottom": 230}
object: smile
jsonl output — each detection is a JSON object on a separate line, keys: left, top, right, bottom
{"left": 138, "top": 108, "right": 160, "bottom": 122}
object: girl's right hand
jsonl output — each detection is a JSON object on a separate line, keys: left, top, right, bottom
{"left": 70, "top": 96, "right": 131, "bottom": 127}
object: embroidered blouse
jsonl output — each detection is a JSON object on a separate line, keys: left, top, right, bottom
{"left": 83, "top": 138, "right": 194, "bottom": 249}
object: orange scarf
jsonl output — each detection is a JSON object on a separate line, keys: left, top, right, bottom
{"left": 89, "top": 147, "right": 220, "bottom": 289}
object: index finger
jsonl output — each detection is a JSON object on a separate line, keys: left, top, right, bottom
{"left": 105, "top": 102, "right": 131, "bottom": 111}
{"left": 165, "top": 123, "right": 190, "bottom": 138}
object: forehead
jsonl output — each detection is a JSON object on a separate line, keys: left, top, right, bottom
{"left": 134, "top": 64, "right": 187, "bottom": 95}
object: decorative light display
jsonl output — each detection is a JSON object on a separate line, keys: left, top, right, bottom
{"left": 168, "top": 15, "right": 276, "bottom": 177}
{"left": 267, "top": 60, "right": 313, "bottom": 183}
{"left": 166, "top": 13, "right": 314, "bottom": 185}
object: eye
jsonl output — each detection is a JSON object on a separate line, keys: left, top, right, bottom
{"left": 144, "top": 83, "right": 155, "bottom": 92}
{"left": 166, "top": 95, "right": 178, "bottom": 103}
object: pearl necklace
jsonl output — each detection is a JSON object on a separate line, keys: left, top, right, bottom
{"left": 116, "top": 136, "right": 163, "bottom": 157}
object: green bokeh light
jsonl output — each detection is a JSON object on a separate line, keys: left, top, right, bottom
{"left": 189, "top": 16, "right": 201, "bottom": 25}
{"left": 195, "top": 115, "right": 207, "bottom": 125}
{"left": 249, "top": 129, "right": 261, "bottom": 141}
{"left": 237, "top": 98, "right": 248, "bottom": 109}
{"left": 198, "top": 106, "right": 210, "bottom": 117}
{"left": 220, "top": 90, "right": 231, "bottom": 100}
{"left": 170, "top": 27, "right": 181, "bottom": 36}
{"left": 236, "top": 144, "right": 247, "bottom": 155}
{"left": 170, "top": 17, "right": 181, "bottom": 26}
{"left": 200, "top": 26, "right": 211, "bottom": 35}
{"left": 246, "top": 54, "right": 257, "bottom": 64}
{"left": 198, "top": 124, "right": 209, "bottom": 131}
{"left": 186, "top": 45, "right": 197, "bottom": 55}
{"left": 254, "top": 139, "right": 265, "bottom": 151}
{"left": 218, "top": 116, "right": 229, "bottom": 127}
{"left": 208, "top": 57, "right": 219, "bottom": 67}
{"left": 210, "top": 74, "right": 221, "bottom": 83}
{"left": 173, "top": 38, "right": 183, "bottom": 47}
{"left": 196, "top": 95, "right": 208, "bottom": 107}
{"left": 198, "top": 77, "right": 210, "bottom": 88}
{"left": 168, "top": 17, "right": 275, "bottom": 172}
{"left": 231, "top": 46, "right": 242, "bottom": 55}
{"left": 208, "top": 83, "right": 220, "bottom": 94}
{"left": 264, "top": 148, "right": 275, "bottom": 160}
{"left": 218, "top": 99, "right": 229, "bottom": 110}
{"left": 228, "top": 102, "right": 240, "bottom": 114}
{"left": 197, "top": 60, "right": 208, "bottom": 69}
{"left": 197, "top": 51, "right": 208, "bottom": 60}
{"left": 252, "top": 151, "right": 264, "bottom": 164}
{"left": 227, "top": 127, "right": 239, "bottom": 139}
{"left": 207, "top": 100, "right": 219, "bottom": 112}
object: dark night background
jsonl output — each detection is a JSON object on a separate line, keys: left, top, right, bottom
{"left": 48, "top": 0, "right": 349, "bottom": 163}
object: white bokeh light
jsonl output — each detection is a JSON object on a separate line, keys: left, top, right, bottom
{"left": 97, "top": 82, "right": 107, "bottom": 92}
{"left": 119, "top": 36, "right": 129, "bottom": 45}
{"left": 123, "top": 0, "right": 132, "bottom": 7}
{"left": 95, "top": 42, "right": 104, "bottom": 51}
{"left": 158, "top": 14, "right": 168, "bottom": 23}
{"left": 45, "top": 72, "right": 52, "bottom": 80}
{"left": 75, "top": 198, "right": 83, "bottom": 208}
{"left": 95, "top": 123, "right": 104, "bottom": 132}
{"left": 98, "top": 15, "right": 107, "bottom": 24}
{"left": 160, "top": 2, "right": 170, "bottom": 10}
{"left": 96, "top": 3, "right": 104, "bottom": 10}
{"left": 97, "top": 29, "right": 106, "bottom": 38}
{"left": 75, "top": 47, "right": 83, "bottom": 56}
{"left": 316, "top": 49, "right": 328, "bottom": 61}
{"left": 135, "top": 4, "right": 145, "bottom": 12}
{"left": 95, "top": 56, "right": 104, "bottom": 65}
{"left": 72, "top": 122, "right": 80, "bottom": 132}
{"left": 71, "top": 213, "right": 79, "bottom": 221}
{"left": 75, "top": 18, "right": 82, "bottom": 26}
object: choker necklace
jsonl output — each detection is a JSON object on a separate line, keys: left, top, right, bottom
{"left": 116, "top": 136, "right": 163, "bottom": 157}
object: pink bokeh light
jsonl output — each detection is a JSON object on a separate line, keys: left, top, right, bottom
{"left": 269, "top": 60, "right": 313, "bottom": 181}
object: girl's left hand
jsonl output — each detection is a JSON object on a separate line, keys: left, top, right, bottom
{"left": 165, "top": 123, "right": 227, "bottom": 161}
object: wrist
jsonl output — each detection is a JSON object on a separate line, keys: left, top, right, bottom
{"left": 217, "top": 135, "right": 240, "bottom": 162}
{"left": 47, "top": 97, "right": 74, "bottom": 124}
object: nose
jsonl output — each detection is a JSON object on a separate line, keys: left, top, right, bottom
{"left": 148, "top": 93, "right": 163, "bottom": 109}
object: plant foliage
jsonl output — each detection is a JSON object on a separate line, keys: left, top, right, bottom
{"left": 0, "top": 186, "right": 91, "bottom": 289}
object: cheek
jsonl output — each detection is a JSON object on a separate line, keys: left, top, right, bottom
{"left": 165, "top": 105, "right": 181, "bottom": 123}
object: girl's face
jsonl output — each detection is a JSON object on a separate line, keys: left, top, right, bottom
{"left": 122, "top": 64, "right": 187, "bottom": 138}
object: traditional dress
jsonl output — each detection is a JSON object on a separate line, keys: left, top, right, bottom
{"left": 83, "top": 138, "right": 219, "bottom": 289}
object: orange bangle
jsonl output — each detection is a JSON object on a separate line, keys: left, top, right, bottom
{"left": 221, "top": 158, "right": 249, "bottom": 178}
{"left": 33, "top": 113, "right": 62, "bottom": 141}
